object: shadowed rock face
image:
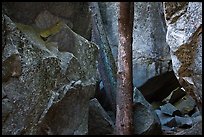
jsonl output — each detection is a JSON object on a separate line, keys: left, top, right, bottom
{"left": 88, "top": 98, "right": 115, "bottom": 135}
{"left": 2, "top": 2, "right": 91, "bottom": 40}
{"left": 138, "top": 71, "right": 181, "bottom": 103}
{"left": 133, "top": 88, "right": 162, "bottom": 135}
{"left": 2, "top": 12, "right": 98, "bottom": 135}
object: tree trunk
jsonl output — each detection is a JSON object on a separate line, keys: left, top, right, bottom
{"left": 115, "top": 2, "right": 134, "bottom": 135}
{"left": 89, "top": 2, "right": 117, "bottom": 113}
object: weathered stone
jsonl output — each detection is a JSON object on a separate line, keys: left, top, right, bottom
{"left": 173, "top": 95, "right": 196, "bottom": 115}
{"left": 2, "top": 13, "right": 98, "bottom": 135}
{"left": 191, "top": 111, "right": 201, "bottom": 117}
{"left": 99, "top": 2, "right": 119, "bottom": 63}
{"left": 2, "top": 98, "right": 13, "bottom": 124}
{"left": 99, "top": 2, "right": 172, "bottom": 88}
{"left": 155, "top": 109, "right": 177, "bottom": 128}
{"left": 34, "top": 10, "right": 73, "bottom": 30}
{"left": 88, "top": 98, "right": 114, "bottom": 135}
{"left": 3, "top": 2, "right": 91, "bottom": 40}
{"left": 164, "top": 2, "right": 202, "bottom": 109}
{"left": 160, "top": 103, "right": 182, "bottom": 116}
{"left": 2, "top": 87, "right": 6, "bottom": 99}
{"left": 175, "top": 120, "right": 202, "bottom": 135}
{"left": 161, "top": 125, "right": 176, "bottom": 132}
{"left": 175, "top": 115, "right": 193, "bottom": 128}
{"left": 133, "top": 88, "right": 162, "bottom": 135}
{"left": 46, "top": 23, "right": 99, "bottom": 81}
{"left": 162, "top": 87, "right": 186, "bottom": 104}
{"left": 191, "top": 111, "right": 202, "bottom": 124}
{"left": 2, "top": 54, "right": 22, "bottom": 83}
{"left": 132, "top": 2, "right": 172, "bottom": 87}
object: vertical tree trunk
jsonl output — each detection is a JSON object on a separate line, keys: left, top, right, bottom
{"left": 89, "top": 2, "right": 117, "bottom": 113}
{"left": 115, "top": 2, "right": 134, "bottom": 135}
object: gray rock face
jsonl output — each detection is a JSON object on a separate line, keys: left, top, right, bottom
{"left": 173, "top": 95, "right": 196, "bottom": 115}
{"left": 160, "top": 103, "right": 181, "bottom": 116}
{"left": 133, "top": 88, "right": 162, "bottom": 135}
{"left": 88, "top": 98, "right": 115, "bottom": 135}
{"left": 100, "top": 2, "right": 171, "bottom": 88}
{"left": 163, "top": 2, "right": 202, "bottom": 104}
{"left": 175, "top": 120, "right": 202, "bottom": 135}
{"left": 132, "top": 2, "right": 172, "bottom": 87}
{"left": 175, "top": 115, "right": 193, "bottom": 128}
{"left": 3, "top": 2, "right": 91, "bottom": 40}
{"left": 2, "top": 13, "right": 98, "bottom": 135}
{"left": 155, "top": 110, "right": 177, "bottom": 128}
{"left": 99, "top": 2, "right": 119, "bottom": 63}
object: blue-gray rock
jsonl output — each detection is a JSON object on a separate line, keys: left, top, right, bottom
{"left": 160, "top": 103, "right": 182, "bottom": 116}
{"left": 175, "top": 115, "right": 193, "bottom": 128}
{"left": 191, "top": 111, "right": 202, "bottom": 124}
{"left": 99, "top": 2, "right": 172, "bottom": 88}
{"left": 175, "top": 120, "right": 202, "bottom": 135}
{"left": 155, "top": 109, "right": 177, "bottom": 128}
{"left": 161, "top": 125, "right": 176, "bottom": 132}
{"left": 173, "top": 95, "right": 196, "bottom": 115}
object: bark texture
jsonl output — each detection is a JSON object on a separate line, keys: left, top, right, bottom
{"left": 115, "top": 2, "right": 134, "bottom": 135}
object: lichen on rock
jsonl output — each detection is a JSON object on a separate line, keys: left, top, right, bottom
{"left": 2, "top": 11, "right": 98, "bottom": 135}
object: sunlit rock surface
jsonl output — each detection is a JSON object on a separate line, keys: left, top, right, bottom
{"left": 164, "top": 2, "right": 202, "bottom": 104}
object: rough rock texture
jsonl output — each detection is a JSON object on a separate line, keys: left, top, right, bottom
{"left": 163, "top": 2, "right": 202, "bottom": 107}
{"left": 99, "top": 2, "right": 119, "bottom": 63}
{"left": 175, "top": 120, "right": 202, "bottom": 135}
{"left": 2, "top": 13, "right": 98, "bottom": 135}
{"left": 133, "top": 88, "right": 162, "bottom": 135}
{"left": 100, "top": 2, "right": 172, "bottom": 87}
{"left": 160, "top": 103, "right": 181, "bottom": 116}
{"left": 132, "top": 2, "right": 172, "bottom": 87}
{"left": 173, "top": 95, "right": 196, "bottom": 115}
{"left": 175, "top": 115, "right": 193, "bottom": 128}
{"left": 2, "top": 2, "right": 91, "bottom": 40}
{"left": 88, "top": 98, "right": 115, "bottom": 135}
{"left": 155, "top": 110, "right": 177, "bottom": 128}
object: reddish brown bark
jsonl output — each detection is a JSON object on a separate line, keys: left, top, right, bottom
{"left": 115, "top": 2, "right": 134, "bottom": 135}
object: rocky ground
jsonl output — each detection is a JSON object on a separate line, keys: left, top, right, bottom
{"left": 2, "top": 2, "right": 202, "bottom": 135}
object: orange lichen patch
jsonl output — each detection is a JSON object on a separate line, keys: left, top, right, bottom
{"left": 164, "top": 2, "right": 188, "bottom": 23}
{"left": 175, "top": 25, "right": 202, "bottom": 78}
